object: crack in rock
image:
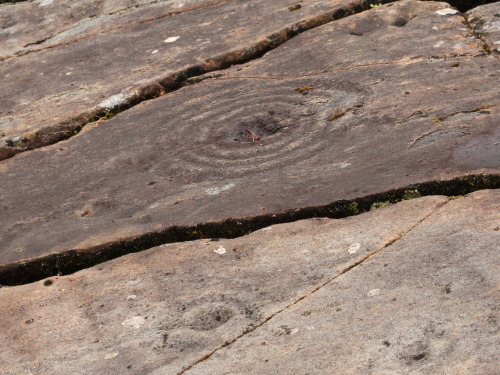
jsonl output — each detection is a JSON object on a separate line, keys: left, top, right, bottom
{"left": 0, "top": 174, "right": 497, "bottom": 287}
{"left": 179, "top": 198, "right": 449, "bottom": 374}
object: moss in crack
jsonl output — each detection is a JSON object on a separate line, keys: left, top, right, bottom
{"left": 403, "top": 189, "right": 422, "bottom": 200}
{"left": 346, "top": 201, "right": 361, "bottom": 215}
{"left": 370, "top": 200, "right": 391, "bottom": 210}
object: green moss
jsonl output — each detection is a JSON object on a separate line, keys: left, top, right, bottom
{"left": 347, "top": 202, "right": 360, "bottom": 215}
{"left": 403, "top": 189, "right": 421, "bottom": 200}
{"left": 370, "top": 201, "right": 391, "bottom": 210}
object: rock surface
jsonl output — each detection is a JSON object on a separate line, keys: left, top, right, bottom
{"left": 0, "top": 192, "right": 498, "bottom": 374}
{"left": 0, "top": 0, "right": 372, "bottom": 158}
{"left": 466, "top": 2, "right": 500, "bottom": 53}
{"left": 183, "top": 190, "right": 500, "bottom": 375}
{"left": 0, "top": 0, "right": 499, "bottom": 373}
{"left": 1, "top": 1, "right": 499, "bottom": 281}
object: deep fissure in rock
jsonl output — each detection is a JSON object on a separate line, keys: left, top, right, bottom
{"left": 0, "top": 174, "right": 497, "bottom": 286}
{"left": 445, "top": 0, "right": 497, "bottom": 13}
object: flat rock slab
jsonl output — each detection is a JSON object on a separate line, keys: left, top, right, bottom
{"left": 0, "top": 1, "right": 499, "bottom": 276}
{"left": 0, "top": 195, "right": 450, "bottom": 374}
{"left": 184, "top": 189, "right": 500, "bottom": 375}
{"left": 0, "top": 191, "right": 498, "bottom": 374}
{"left": 0, "top": 0, "right": 370, "bottom": 158}
{"left": 0, "top": 0, "right": 217, "bottom": 57}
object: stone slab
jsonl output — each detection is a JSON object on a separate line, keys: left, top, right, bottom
{"left": 0, "top": 1, "right": 499, "bottom": 275}
{"left": 1, "top": 191, "right": 498, "bottom": 374}
{"left": 466, "top": 2, "right": 500, "bottom": 54}
{"left": 184, "top": 189, "right": 500, "bottom": 375}
{"left": 0, "top": 195, "right": 449, "bottom": 374}
{"left": 0, "top": 0, "right": 216, "bottom": 58}
{"left": 0, "top": 0, "right": 371, "bottom": 158}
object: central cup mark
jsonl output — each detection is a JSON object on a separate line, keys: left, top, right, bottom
{"left": 228, "top": 116, "right": 284, "bottom": 143}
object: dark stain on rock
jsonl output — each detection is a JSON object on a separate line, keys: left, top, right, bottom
{"left": 413, "top": 353, "right": 426, "bottom": 361}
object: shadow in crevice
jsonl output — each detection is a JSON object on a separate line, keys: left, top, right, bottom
{"left": 444, "top": 0, "right": 496, "bottom": 13}
{"left": 0, "top": 174, "right": 498, "bottom": 287}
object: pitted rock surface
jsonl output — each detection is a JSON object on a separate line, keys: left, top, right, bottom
{"left": 182, "top": 190, "right": 500, "bottom": 375}
{"left": 0, "top": 192, "right": 498, "bottom": 374}
{"left": 0, "top": 196, "right": 449, "bottom": 374}
{"left": 0, "top": 1, "right": 499, "bottom": 373}
{"left": 0, "top": 1, "right": 499, "bottom": 274}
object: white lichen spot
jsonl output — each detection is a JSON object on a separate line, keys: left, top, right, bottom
{"left": 262, "top": 226, "right": 273, "bottom": 231}
{"left": 125, "top": 278, "right": 142, "bottom": 286}
{"left": 164, "top": 36, "right": 180, "bottom": 43}
{"left": 306, "top": 326, "right": 315, "bottom": 330}
{"left": 291, "top": 328, "right": 300, "bottom": 335}
{"left": 432, "top": 26, "right": 439, "bottom": 30}
{"left": 39, "top": 0, "right": 54, "bottom": 6}
{"left": 433, "top": 41, "right": 444, "bottom": 48}
{"left": 348, "top": 243, "right": 361, "bottom": 254}
{"left": 122, "top": 316, "right": 146, "bottom": 328}
{"left": 435, "top": 8, "right": 459, "bottom": 16}
{"left": 151, "top": 49, "right": 159, "bottom": 54}
{"left": 104, "top": 352, "right": 119, "bottom": 360}
{"left": 214, "top": 246, "right": 226, "bottom": 255}
{"left": 65, "top": 72, "right": 72, "bottom": 76}
{"left": 494, "top": 41, "right": 500, "bottom": 45}
{"left": 98, "top": 93, "right": 132, "bottom": 109}
{"left": 126, "top": 295, "right": 137, "bottom": 301}
{"left": 484, "top": 20, "right": 500, "bottom": 30}
{"left": 335, "top": 162, "right": 351, "bottom": 169}
{"left": 367, "top": 288, "right": 381, "bottom": 297}
{"left": 206, "top": 183, "right": 235, "bottom": 195}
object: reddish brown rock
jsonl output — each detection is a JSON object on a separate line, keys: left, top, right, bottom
{"left": 0, "top": 1, "right": 498, "bottom": 281}
{"left": 0, "top": 0, "right": 373, "bottom": 158}
{"left": 183, "top": 190, "right": 500, "bottom": 375}
{"left": 0, "top": 192, "right": 498, "bottom": 374}
{"left": 0, "top": 195, "right": 449, "bottom": 374}
{"left": 0, "top": 1, "right": 231, "bottom": 58}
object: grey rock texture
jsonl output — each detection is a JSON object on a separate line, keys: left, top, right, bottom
{"left": 466, "top": 2, "right": 500, "bottom": 53}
